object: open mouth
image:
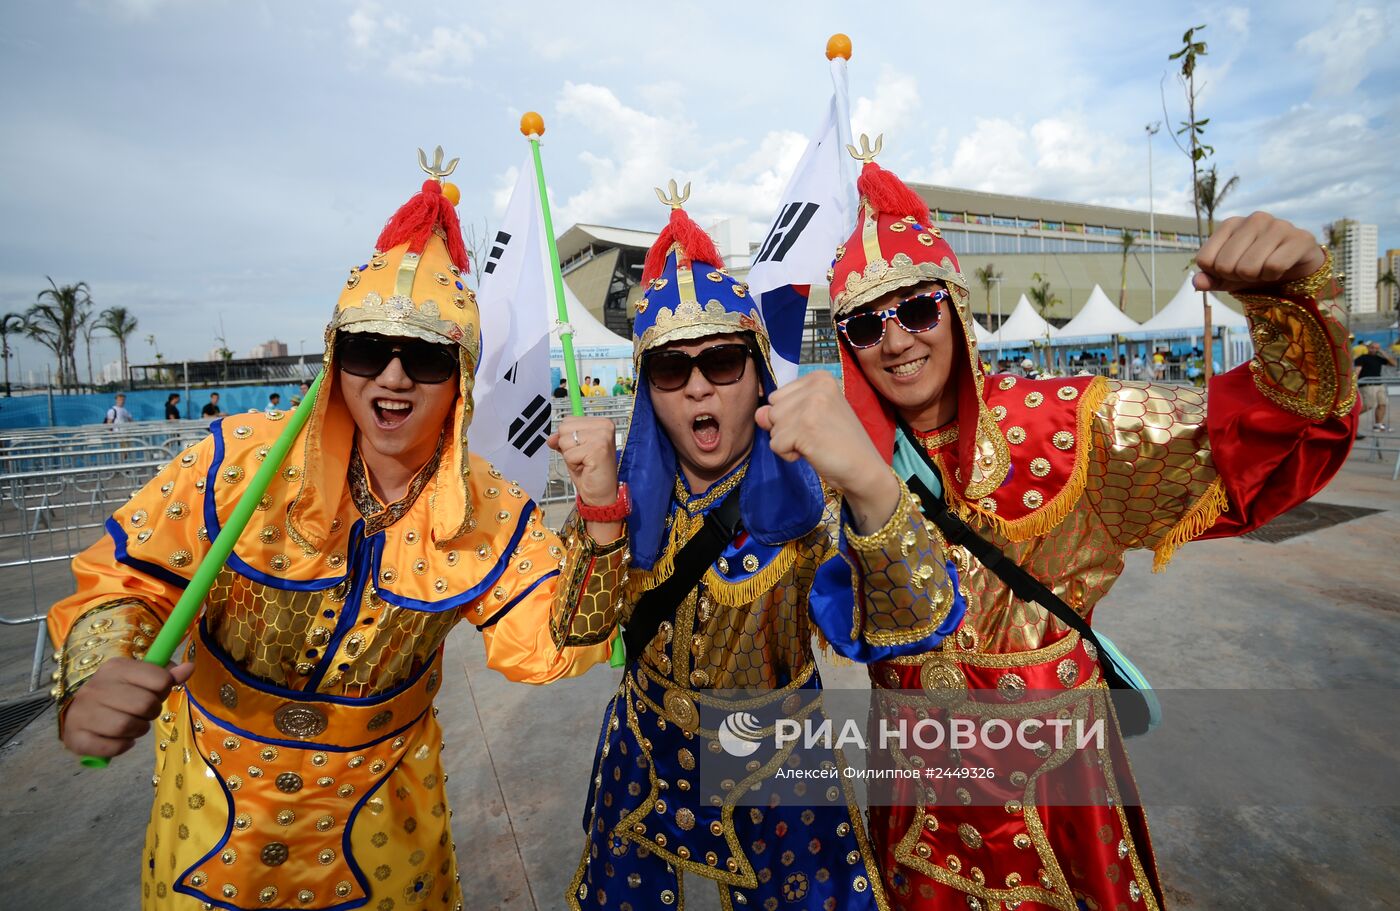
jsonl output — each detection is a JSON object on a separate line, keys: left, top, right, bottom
{"left": 373, "top": 398, "right": 414, "bottom": 429}
{"left": 886, "top": 356, "right": 928, "bottom": 379}
{"left": 692, "top": 413, "right": 720, "bottom": 453}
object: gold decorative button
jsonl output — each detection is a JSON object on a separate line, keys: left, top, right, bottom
{"left": 1029, "top": 457, "right": 1051, "bottom": 478}
{"left": 998, "top": 376, "right": 1017, "bottom": 390}
{"left": 1058, "top": 385, "right": 1079, "bottom": 400}
{"left": 273, "top": 704, "right": 327, "bottom": 739}
{"left": 1024, "top": 391, "right": 1044, "bottom": 407}
{"left": 275, "top": 773, "right": 303, "bottom": 793}
{"left": 1005, "top": 426, "right": 1026, "bottom": 445}
{"left": 261, "top": 843, "right": 288, "bottom": 866}
{"left": 1052, "top": 431, "right": 1075, "bottom": 450}
{"left": 1022, "top": 490, "right": 1044, "bottom": 509}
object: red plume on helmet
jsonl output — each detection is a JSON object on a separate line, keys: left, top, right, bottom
{"left": 642, "top": 206, "right": 724, "bottom": 285}
{"left": 375, "top": 179, "right": 471, "bottom": 274}
{"left": 856, "top": 160, "right": 930, "bottom": 224}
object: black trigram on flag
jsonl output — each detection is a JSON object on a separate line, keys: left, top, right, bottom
{"left": 503, "top": 360, "right": 519, "bottom": 384}
{"left": 482, "top": 230, "right": 512, "bottom": 275}
{"left": 509, "top": 394, "right": 551, "bottom": 457}
{"left": 754, "top": 202, "right": 819, "bottom": 265}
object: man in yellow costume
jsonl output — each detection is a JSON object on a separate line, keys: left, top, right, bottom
{"left": 46, "top": 157, "right": 628, "bottom": 910}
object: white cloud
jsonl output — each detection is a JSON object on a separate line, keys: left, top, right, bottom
{"left": 913, "top": 113, "right": 1195, "bottom": 217}
{"left": 344, "top": 2, "right": 483, "bottom": 85}
{"left": 1296, "top": 4, "right": 1389, "bottom": 96}
{"left": 545, "top": 82, "right": 811, "bottom": 239}
{"left": 850, "top": 69, "right": 921, "bottom": 148}
{"left": 1228, "top": 100, "right": 1400, "bottom": 237}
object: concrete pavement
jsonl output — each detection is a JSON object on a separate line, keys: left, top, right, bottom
{"left": 3, "top": 455, "right": 1398, "bottom": 909}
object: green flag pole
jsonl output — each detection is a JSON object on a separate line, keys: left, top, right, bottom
{"left": 81, "top": 371, "right": 325, "bottom": 768}
{"left": 522, "top": 113, "right": 584, "bottom": 420}
{"left": 520, "top": 112, "right": 625, "bottom": 667}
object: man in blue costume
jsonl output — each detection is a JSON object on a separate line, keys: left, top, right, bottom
{"left": 548, "top": 186, "right": 967, "bottom": 910}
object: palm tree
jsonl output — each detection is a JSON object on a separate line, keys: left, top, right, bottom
{"left": 1378, "top": 268, "right": 1398, "bottom": 315}
{"left": 974, "top": 264, "right": 1002, "bottom": 328}
{"left": 1117, "top": 230, "right": 1137, "bottom": 309}
{"left": 0, "top": 312, "right": 23, "bottom": 396}
{"left": 1195, "top": 165, "right": 1240, "bottom": 235}
{"left": 96, "top": 306, "right": 139, "bottom": 388}
{"left": 28, "top": 278, "right": 91, "bottom": 391}
{"left": 1028, "top": 272, "right": 1059, "bottom": 319}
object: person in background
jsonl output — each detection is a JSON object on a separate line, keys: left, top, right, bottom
{"left": 265, "top": 391, "right": 281, "bottom": 414}
{"left": 590, "top": 377, "right": 603, "bottom": 397}
{"left": 1354, "top": 340, "right": 1395, "bottom": 431}
{"left": 200, "top": 392, "right": 222, "bottom": 418}
{"left": 552, "top": 377, "right": 569, "bottom": 398}
{"left": 290, "top": 380, "right": 311, "bottom": 407}
{"left": 163, "top": 393, "right": 180, "bottom": 421}
{"left": 610, "top": 375, "right": 626, "bottom": 396}
{"left": 103, "top": 393, "right": 132, "bottom": 425}
{"left": 580, "top": 374, "right": 593, "bottom": 396}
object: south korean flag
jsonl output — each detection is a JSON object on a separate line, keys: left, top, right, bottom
{"left": 746, "top": 54, "right": 859, "bottom": 384}
{"left": 472, "top": 155, "right": 553, "bottom": 500}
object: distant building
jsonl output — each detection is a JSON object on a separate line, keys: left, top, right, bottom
{"left": 1379, "top": 248, "right": 1400, "bottom": 315}
{"left": 558, "top": 185, "right": 1204, "bottom": 354}
{"left": 1333, "top": 220, "right": 1379, "bottom": 315}
{"left": 249, "top": 340, "right": 289, "bottom": 359}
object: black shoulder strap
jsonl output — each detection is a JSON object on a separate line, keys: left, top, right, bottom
{"left": 894, "top": 419, "right": 1132, "bottom": 692}
{"left": 621, "top": 490, "right": 742, "bottom": 663}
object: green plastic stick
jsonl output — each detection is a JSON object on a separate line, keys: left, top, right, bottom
{"left": 81, "top": 372, "right": 324, "bottom": 768}
{"left": 524, "top": 124, "right": 626, "bottom": 667}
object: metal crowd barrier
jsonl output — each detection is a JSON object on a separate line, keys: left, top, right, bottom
{"left": 0, "top": 398, "right": 637, "bottom": 709}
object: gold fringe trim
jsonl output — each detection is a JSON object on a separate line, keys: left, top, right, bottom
{"left": 1152, "top": 476, "right": 1229, "bottom": 572}
{"left": 702, "top": 542, "right": 799, "bottom": 607}
{"left": 946, "top": 377, "right": 1109, "bottom": 543}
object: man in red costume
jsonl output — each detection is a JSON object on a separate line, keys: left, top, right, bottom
{"left": 823, "top": 142, "right": 1356, "bottom": 910}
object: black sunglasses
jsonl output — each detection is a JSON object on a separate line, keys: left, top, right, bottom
{"left": 644, "top": 343, "right": 752, "bottom": 392}
{"left": 337, "top": 333, "right": 458, "bottom": 385}
{"left": 836, "top": 289, "right": 949, "bottom": 349}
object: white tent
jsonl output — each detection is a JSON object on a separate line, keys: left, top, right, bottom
{"left": 1054, "top": 285, "right": 1141, "bottom": 343}
{"left": 1124, "top": 273, "right": 1246, "bottom": 339}
{"left": 971, "top": 318, "right": 994, "bottom": 347}
{"left": 548, "top": 283, "right": 633, "bottom": 387}
{"left": 992, "top": 295, "right": 1058, "bottom": 346}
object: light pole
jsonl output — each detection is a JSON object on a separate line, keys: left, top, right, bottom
{"left": 1145, "top": 122, "right": 1161, "bottom": 318}
{"left": 988, "top": 275, "right": 1004, "bottom": 369}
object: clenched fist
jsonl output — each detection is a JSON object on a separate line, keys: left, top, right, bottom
{"left": 61, "top": 657, "right": 193, "bottom": 759}
{"left": 755, "top": 370, "right": 900, "bottom": 533}
{"left": 1195, "top": 212, "right": 1326, "bottom": 294}
{"left": 548, "top": 415, "right": 624, "bottom": 542}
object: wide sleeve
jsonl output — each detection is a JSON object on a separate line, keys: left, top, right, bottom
{"left": 1085, "top": 251, "right": 1357, "bottom": 569}
{"left": 808, "top": 476, "right": 964, "bottom": 661}
{"left": 467, "top": 508, "right": 626, "bottom": 685}
{"left": 46, "top": 434, "right": 216, "bottom": 726}
{"left": 1202, "top": 252, "right": 1358, "bottom": 539}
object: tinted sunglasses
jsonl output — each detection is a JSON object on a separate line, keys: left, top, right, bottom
{"left": 644, "top": 343, "right": 751, "bottom": 392}
{"left": 836, "top": 289, "right": 949, "bottom": 349}
{"left": 337, "top": 333, "right": 458, "bottom": 385}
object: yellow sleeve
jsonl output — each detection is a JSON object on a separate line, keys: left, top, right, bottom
{"left": 467, "top": 506, "right": 625, "bottom": 685}
{"left": 46, "top": 433, "right": 216, "bottom": 725}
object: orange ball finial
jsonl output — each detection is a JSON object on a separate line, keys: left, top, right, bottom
{"left": 441, "top": 182, "right": 461, "bottom": 206}
{"left": 826, "top": 33, "right": 851, "bottom": 60}
{"left": 520, "top": 111, "right": 545, "bottom": 137}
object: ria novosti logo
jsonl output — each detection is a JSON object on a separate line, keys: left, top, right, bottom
{"left": 718, "top": 712, "right": 764, "bottom": 757}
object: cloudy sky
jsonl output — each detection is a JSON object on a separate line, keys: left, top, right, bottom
{"left": 1, "top": 0, "right": 1395, "bottom": 375}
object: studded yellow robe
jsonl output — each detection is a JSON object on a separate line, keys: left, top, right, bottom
{"left": 48, "top": 412, "right": 624, "bottom": 910}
